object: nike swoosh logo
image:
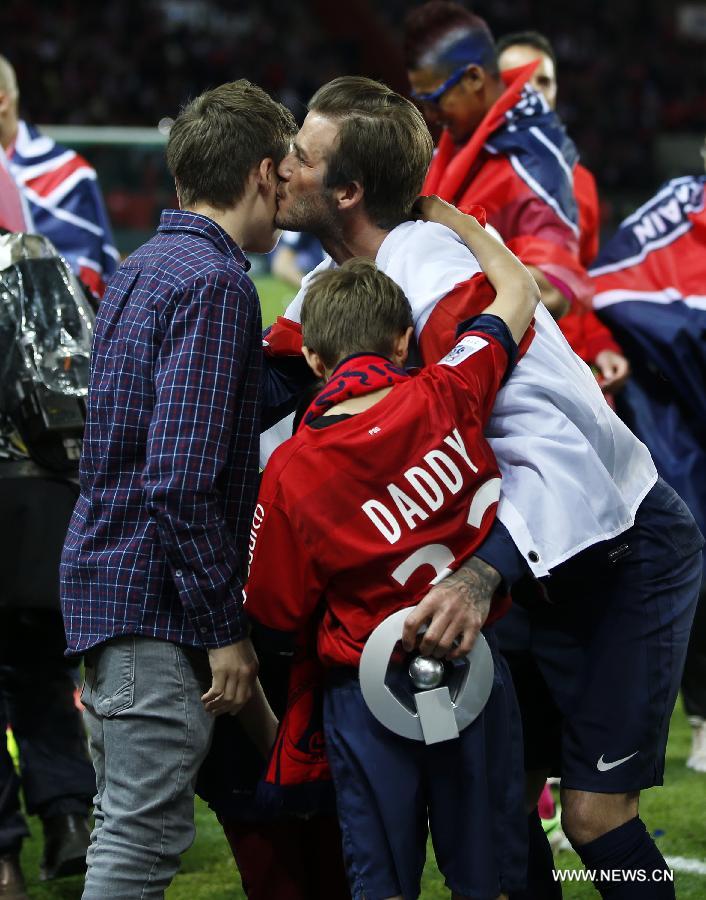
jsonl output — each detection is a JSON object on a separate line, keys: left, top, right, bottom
{"left": 597, "top": 751, "right": 639, "bottom": 772}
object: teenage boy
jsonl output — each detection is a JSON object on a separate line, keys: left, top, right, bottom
{"left": 59, "top": 80, "right": 295, "bottom": 898}
{"left": 246, "top": 198, "right": 540, "bottom": 900}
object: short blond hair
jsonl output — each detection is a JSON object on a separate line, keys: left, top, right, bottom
{"left": 301, "top": 258, "right": 413, "bottom": 369}
{"left": 0, "top": 55, "right": 18, "bottom": 101}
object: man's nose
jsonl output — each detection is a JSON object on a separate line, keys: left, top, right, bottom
{"left": 278, "top": 152, "right": 294, "bottom": 180}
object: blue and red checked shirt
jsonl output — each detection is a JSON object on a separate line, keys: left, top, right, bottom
{"left": 60, "top": 210, "right": 262, "bottom": 655}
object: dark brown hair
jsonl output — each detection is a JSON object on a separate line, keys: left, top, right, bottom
{"left": 301, "top": 258, "right": 413, "bottom": 369}
{"left": 167, "top": 80, "right": 295, "bottom": 210}
{"left": 307, "top": 76, "right": 433, "bottom": 230}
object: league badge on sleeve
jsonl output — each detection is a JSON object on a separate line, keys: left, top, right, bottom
{"left": 439, "top": 335, "right": 489, "bottom": 367}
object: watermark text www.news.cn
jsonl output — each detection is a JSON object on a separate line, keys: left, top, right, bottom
{"left": 553, "top": 869, "right": 674, "bottom": 884}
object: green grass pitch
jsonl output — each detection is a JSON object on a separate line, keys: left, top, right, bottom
{"left": 14, "top": 704, "right": 706, "bottom": 898}
{"left": 14, "top": 277, "right": 705, "bottom": 897}
{"left": 256, "top": 273, "right": 298, "bottom": 329}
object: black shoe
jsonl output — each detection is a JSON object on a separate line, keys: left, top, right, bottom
{"left": 0, "top": 854, "right": 29, "bottom": 900}
{"left": 40, "top": 813, "right": 91, "bottom": 881}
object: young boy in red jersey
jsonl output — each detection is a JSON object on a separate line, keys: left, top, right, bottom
{"left": 245, "top": 198, "right": 539, "bottom": 900}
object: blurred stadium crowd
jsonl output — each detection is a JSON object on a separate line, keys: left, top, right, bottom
{"left": 2, "top": 0, "right": 705, "bottom": 198}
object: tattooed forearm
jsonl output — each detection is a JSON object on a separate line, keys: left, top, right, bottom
{"left": 402, "top": 556, "right": 501, "bottom": 658}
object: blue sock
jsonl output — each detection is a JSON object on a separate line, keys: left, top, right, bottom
{"left": 575, "top": 817, "right": 674, "bottom": 898}
{"left": 510, "top": 809, "right": 562, "bottom": 899}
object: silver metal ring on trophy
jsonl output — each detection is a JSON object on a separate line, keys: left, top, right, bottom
{"left": 359, "top": 606, "right": 494, "bottom": 745}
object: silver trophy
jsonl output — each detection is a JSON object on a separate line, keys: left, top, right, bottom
{"left": 359, "top": 606, "right": 494, "bottom": 745}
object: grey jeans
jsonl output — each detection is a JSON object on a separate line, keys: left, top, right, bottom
{"left": 80, "top": 635, "right": 214, "bottom": 899}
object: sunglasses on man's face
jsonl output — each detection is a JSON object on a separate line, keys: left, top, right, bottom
{"left": 409, "top": 64, "right": 470, "bottom": 105}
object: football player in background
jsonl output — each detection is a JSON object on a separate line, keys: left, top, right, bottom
{"left": 495, "top": 29, "right": 629, "bottom": 394}
{"left": 403, "top": 2, "right": 586, "bottom": 321}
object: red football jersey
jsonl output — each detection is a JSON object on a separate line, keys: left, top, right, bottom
{"left": 246, "top": 327, "right": 511, "bottom": 668}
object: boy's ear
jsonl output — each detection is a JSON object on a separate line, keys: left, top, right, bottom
{"left": 302, "top": 346, "right": 327, "bottom": 379}
{"left": 256, "top": 157, "right": 275, "bottom": 190}
{"left": 391, "top": 326, "right": 414, "bottom": 367}
{"left": 333, "top": 180, "right": 364, "bottom": 212}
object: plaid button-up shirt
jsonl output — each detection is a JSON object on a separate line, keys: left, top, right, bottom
{"left": 60, "top": 210, "right": 262, "bottom": 654}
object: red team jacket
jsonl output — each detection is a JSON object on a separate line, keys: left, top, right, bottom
{"left": 423, "top": 62, "right": 592, "bottom": 309}
{"left": 422, "top": 62, "right": 620, "bottom": 366}
{"left": 576, "top": 163, "right": 600, "bottom": 266}
{"left": 247, "top": 321, "right": 513, "bottom": 788}
{"left": 560, "top": 163, "right": 622, "bottom": 364}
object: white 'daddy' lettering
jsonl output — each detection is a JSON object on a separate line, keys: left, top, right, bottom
{"left": 361, "top": 428, "right": 481, "bottom": 544}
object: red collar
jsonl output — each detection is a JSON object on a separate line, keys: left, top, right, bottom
{"left": 299, "top": 354, "right": 409, "bottom": 429}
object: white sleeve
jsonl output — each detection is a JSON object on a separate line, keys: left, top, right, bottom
{"left": 376, "top": 221, "right": 484, "bottom": 336}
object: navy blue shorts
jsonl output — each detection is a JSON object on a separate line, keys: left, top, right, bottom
{"left": 323, "top": 632, "right": 527, "bottom": 900}
{"left": 496, "top": 477, "right": 704, "bottom": 793}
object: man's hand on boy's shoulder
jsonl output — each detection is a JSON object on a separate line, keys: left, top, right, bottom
{"left": 202, "top": 638, "right": 259, "bottom": 716}
{"left": 402, "top": 557, "right": 501, "bottom": 660}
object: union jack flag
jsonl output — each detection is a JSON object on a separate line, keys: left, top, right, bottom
{"left": 591, "top": 175, "right": 706, "bottom": 552}
{"left": 8, "top": 120, "right": 119, "bottom": 295}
